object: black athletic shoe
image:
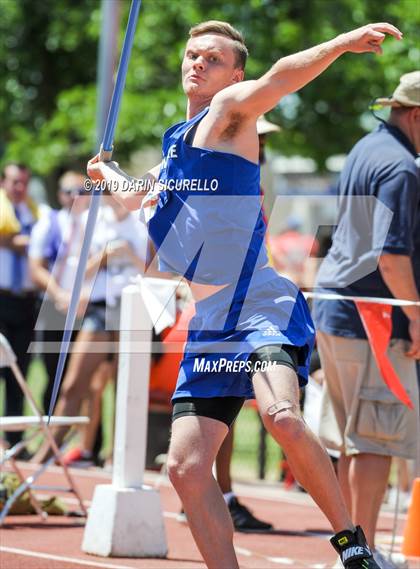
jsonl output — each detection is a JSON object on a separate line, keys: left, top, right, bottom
{"left": 228, "top": 497, "right": 273, "bottom": 532}
{"left": 330, "top": 526, "right": 381, "bottom": 568}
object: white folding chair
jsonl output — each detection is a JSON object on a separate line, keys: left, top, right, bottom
{"left": 0, "top": 333, "right": 89, "bottom": 524}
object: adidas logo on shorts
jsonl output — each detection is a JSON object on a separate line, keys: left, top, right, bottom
{"left": 263, "top": 325, "right": 281, "bottom": 336}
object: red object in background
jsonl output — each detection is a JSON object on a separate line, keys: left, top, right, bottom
{"left": 280, "top": 459, "right": 296, "bottom": 490}
{"left": 356, "top": 301, "right": 414, "bottom": 409}
{"left": 149, "top": 302, "right": 195, "bottom": 406}
{"left": 268, "top": 230, "right": 319, "bottom": 274}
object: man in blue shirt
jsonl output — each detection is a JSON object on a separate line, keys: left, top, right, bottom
{"left": 0, "top": 163, "right": 38, "bottom": 449}
{"left": 88, "top": 21, "right": 402, "bottom": 569}
{"left": 313, "top": 71, "right": 420, "bottom": 567}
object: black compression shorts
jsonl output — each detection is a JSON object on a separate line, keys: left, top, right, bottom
{"left": 172, "top": 344, "right": 299, "bottom": 427}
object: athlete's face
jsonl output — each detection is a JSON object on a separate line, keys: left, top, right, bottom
{"left": 182, "top": 34, "right": 244, "bottom": 100}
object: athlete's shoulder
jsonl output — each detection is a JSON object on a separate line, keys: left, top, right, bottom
{"left": 211, "top": 80, "right": 258, "bottom": 109}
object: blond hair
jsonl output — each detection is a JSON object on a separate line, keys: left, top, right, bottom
{"left": 189, "top": 20, "right": 248, "bottom": 70}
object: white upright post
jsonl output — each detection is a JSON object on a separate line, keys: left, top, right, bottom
{"left": 82, "top": 284, "right": 167, "bottom": 558}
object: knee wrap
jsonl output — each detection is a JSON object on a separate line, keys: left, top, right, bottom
{"left": 267, "top": 399, "right": 298, "bottom": 416}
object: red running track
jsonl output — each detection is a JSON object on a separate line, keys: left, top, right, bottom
{"left": 0, "top": 463, "right": 418, "bottom": 569}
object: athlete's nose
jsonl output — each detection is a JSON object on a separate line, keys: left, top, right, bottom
{"left": 193, "top": 56, "right": 206, "bottom": 71}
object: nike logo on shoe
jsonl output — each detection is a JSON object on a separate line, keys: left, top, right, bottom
{"left": 342, "top": 546, "right": 371, "bottom": 562}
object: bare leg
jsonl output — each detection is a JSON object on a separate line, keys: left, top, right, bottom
{"left": 337, "top": 454, "right": 352, "bottom": 514}
{"left": 396, "top": 457, "right": 411, "bottom": 492}
{"left": 253, "top": 365, "right": 354, "bottom": 533}
{"left": 31, "top": 330, "right": 109, "bottom": 463}
{"left": 216, "top": 426, "right": 234, "bottom": 494}
{"left": 349, "top": 453, "right": 391, "bottom": 547}
{"left": 167, "top": 416, "right": 239, "bottom": 569}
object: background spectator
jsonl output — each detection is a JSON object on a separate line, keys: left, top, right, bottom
{"left": 0, "top": 163, "right": 39, "bottom": 449}
{"left": 313, "top": 71, "right": 420, "bottom": 568}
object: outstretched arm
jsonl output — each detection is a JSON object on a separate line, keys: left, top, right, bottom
{"left": 214, "top": 23, "right": 402, "bottom": 117}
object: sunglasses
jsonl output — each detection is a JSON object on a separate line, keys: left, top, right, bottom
{"left": 60, "top": 186, "right": 86, "bottom": 195}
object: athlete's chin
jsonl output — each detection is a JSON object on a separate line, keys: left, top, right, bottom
{"left": 184, "top": 82, "right": 205, "bottom": 96}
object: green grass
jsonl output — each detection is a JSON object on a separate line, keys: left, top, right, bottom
{"left": 1, "top": 358, "right": 283, "bottom": 481}
{"left": 25, "top": 358, "right": 47, "bottom": 414}
{"left": 101, "top": 380, "right": 115, "bottom": 458}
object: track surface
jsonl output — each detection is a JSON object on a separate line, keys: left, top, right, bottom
{"left": 0, "top": 463, "right": 418, "bottom": 569}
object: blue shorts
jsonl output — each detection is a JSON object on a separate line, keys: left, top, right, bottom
{"left": 172, "top": 267, "right": 315, "bottom": 401}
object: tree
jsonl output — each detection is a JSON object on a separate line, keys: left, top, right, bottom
{"left": 1, "top": 0, "right": 419, "bottom": 177}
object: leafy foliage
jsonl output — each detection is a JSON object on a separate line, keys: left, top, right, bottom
{"left": 1, "top": 0, "right": 419, "bottom": 176}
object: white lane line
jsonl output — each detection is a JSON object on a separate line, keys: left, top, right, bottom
{"left": 31, "top": 497, "right": 186, "bottom": 524}
{"left": 235, "top": 546, "right": 297, "bottom": 566}
{"left": 31, "top": 494, "right": 90, "bottom": 507}
{"left": 42, "top": 506, "right": 313, "bottom": 567}
{"left": 17, "top": 462, "right": 406, "bottom": 523}
{"left": 376, "top": 534, "right": 403, "bottom": 544}
{"left": 0, "top": 547, "right": 134, "bottom": 569}
{"left": 234, "top": 546, "right": 252, "bottom": 557}
{"left": 55, "top": 487, "right": 407, "bottom": 523}
{"left": 14, "top": 462, "right": 112, "bottom": 480}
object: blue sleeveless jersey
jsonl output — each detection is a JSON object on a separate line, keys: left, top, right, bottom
{"left": 143, "top": 108, "right": 315, "bottom": 399}
{"left": 147, "top": 107, "right": 269, "bottom": 285}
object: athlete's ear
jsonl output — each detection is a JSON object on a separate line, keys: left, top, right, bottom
{"left": 232, "top": 68, "right": 244, "bottom": 83}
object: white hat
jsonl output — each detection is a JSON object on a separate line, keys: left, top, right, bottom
{"left": 374, "top": 71, "right": 420, "bottom": 108}
{"left": 257, "top": 115, "right": 281, "bottom": 135}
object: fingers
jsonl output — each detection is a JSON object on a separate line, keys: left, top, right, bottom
{"left": 87, "top": 157, "right": 100, "bottom": 177}
{"left": 406, "top": 348, "right": 420, "bottom": 360}
{"left": 370, "top": 31, "right": 386, "bottom": 41}
{"left": 406, "top": 339, "right": 420, "bottom": 359}
{"left": 368, "top": 42, "right": 383, "bottom": 55}
{"left": 87, "top": 154, "right": 107, "bottom": 181}
{"left": 88, "top": 154, "right": 100, "bottom": 166}
{"left": 346, "top": 22, "right": 402, "bottom": 55}
{"left": 370, "top": 22, "right": 403, "bottom": 39}
{"left": 367, "top": 30, "right": 385, "bottom": 55}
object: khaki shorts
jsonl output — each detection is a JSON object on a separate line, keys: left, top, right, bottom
{"left": 317, "top": 332, "right": 419, "bottom": 459}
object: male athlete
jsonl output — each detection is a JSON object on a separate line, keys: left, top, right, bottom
{"left": 88, "top": 20, "right": 402, "bottom": 568}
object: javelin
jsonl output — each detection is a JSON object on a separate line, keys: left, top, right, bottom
{"left": 48, "top": 0, "right": 142, "bottom": 421}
